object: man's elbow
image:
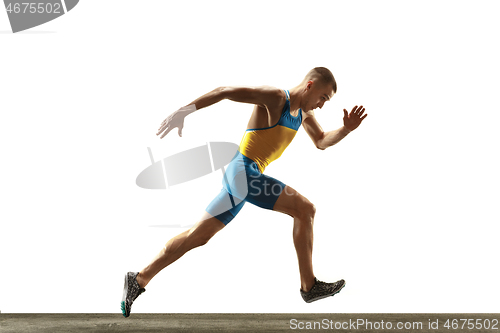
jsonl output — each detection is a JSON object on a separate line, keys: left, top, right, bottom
{"left": 315, "top": 141, "right": 327, "bottom": 150}
{"left": 315, "top": 135, "right": 328, "bottom": 150}
{"left": 216, "top": 86, "right": 246, "bottom": 102}
{"left": 214, "top": 86, "right": 228, "bottom": 99}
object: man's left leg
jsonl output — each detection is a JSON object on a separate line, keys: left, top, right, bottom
{"left": 273, "top": 185, "right": 346, "bottom": 303}
{"left": 272, "top": 185, "right": 316, "bottom": 292}
{"left": 224, "top": 152, "right": 345, "bottom": 302}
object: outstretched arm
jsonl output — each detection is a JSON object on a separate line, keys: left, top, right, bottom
{"left": 190, "top": 86, "right": 280, "bottom": 110}
{"left": 303, "top": 105, "right": 367, "bottom": 150}
{"left": 156, "top": 86, "right": 282, "bottom": 139}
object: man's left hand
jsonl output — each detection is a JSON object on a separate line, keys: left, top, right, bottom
{"left": 343, "top": 105, "right": 367, "bottom": 132}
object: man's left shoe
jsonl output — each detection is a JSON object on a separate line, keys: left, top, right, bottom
{"left": 121, "top": 272, "right": 146, "bottom": 317}
{"left": 300, "top": 278, "right": 345, "bottom": 303}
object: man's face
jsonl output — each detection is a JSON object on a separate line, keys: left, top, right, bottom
{"left": 303, "top": 80, "right": 335, "bottom": 112}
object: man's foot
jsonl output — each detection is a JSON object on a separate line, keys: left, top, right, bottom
{"left": 121, "top": 272, "right": 146, "bottom": 317}
{"left": 300, "top": 278, "right": 345, "bottom": 303}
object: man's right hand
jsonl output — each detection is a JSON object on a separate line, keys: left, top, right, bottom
{"left": 156, "top": 104, "right": 196, "bottom": 139}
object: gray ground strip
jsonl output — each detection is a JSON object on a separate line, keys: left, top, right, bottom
{"left": 1, "top": 313, "right": 499, "bottom": 333}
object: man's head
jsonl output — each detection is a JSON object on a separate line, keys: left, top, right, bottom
{"left": 300, "top": 67, "right": 337, "bottom": 112}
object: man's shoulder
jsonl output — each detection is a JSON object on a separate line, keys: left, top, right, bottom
{"left": 219, "top": 85, "right": 284, "bottom": 109}
{"left": 256, "top": 86, "right": 286, "bottom": 108}
{"left": 257, "top": 85, "right": 285, "bottom": 98}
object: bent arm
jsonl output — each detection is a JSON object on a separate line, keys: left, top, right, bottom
{"left": 303, "top": 112, "right": 351, "bottom": 150}
{"left": 318, "top": 127, "right": 351, "bottom": 149}
{"left": 302, "top": 105, "right": 367, "bottom": 149}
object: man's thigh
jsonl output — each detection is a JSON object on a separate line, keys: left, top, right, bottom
{"left": 205, "top": 188, "right": 246, "bottom": 225}
{"left": 273, "top": 185, "right": 312, "bottom": 217}
{"left": 244, "top": 171, "right": 286, "bottom": 210}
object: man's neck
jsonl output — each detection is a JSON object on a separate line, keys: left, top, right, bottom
{"left": 288, "top": 85, "right": 304, "bottom": 112}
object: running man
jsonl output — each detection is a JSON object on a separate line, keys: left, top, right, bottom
{"left": 121, "top": 67, "right": 367, "bottom": 317}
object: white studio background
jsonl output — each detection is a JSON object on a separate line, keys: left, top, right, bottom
{"left": 1, "top": 0, "right": 499, "bottom": 313}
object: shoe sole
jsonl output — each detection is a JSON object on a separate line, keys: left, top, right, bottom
{"left": 121, "top": 273, "right": 130, "bottom": 317}
{"left": 305, "top": 280, "right": 346, "bottom": 303}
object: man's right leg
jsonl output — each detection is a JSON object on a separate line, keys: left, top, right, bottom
{"left": 122, "top": 184, "right": 245, "bottom": 317}
{"left": 136, "top": 212, "right": 225, "bottom": 288}
{"left": 135, "top": 184, "right": 244, "bottom": 289}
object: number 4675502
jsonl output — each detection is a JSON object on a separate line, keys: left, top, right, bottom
{"left": 443, "top": 319, "right": 498, "bottom": 330}
{"left": 6, "top": 2, "right": 62, "bottom": 14}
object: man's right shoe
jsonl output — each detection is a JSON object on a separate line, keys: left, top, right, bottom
{"left": 300, "top": 278, "right": 345, "bottom": 303}
{"left": 121, "top": 272, "right": 146, "bottom": 317}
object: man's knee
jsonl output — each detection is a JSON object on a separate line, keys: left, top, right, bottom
{"left": 300, "top": 200, "right": 316, "bottom": 221}
{"left": 274, "top": 186, "right": 316, "bottom": 220}
{"left": 188, "top": 218, "right": 224, "bottom": 247}
{"left": 196, "top": 235, "right": 212, "bottom": 247}
{"left": 187, "top": 228, "right": 213, "bottom": 247}
{"left": 309, "top": 202, "right": 317, "bottom": 218}
{"left": 290, "top": 195, "right": 316, "bottom": 221}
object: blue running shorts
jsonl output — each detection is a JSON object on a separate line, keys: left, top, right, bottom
{"left": 205, "top": 151, "right": 285, "bottom": 225}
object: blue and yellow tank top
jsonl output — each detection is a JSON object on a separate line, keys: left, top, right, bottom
{"left": 239, "top": 90, "right": 302, "bottom": 173}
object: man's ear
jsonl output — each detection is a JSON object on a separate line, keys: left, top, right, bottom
{"left": 306, "top": 80, "right": 314, "bottom": 90}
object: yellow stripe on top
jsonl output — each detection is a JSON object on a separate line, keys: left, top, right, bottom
{"left": 239, "top": 125, "right": 298, "bottom": 173}
{"left": 238, "top": 90, "right": 302, "bottom": 173}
